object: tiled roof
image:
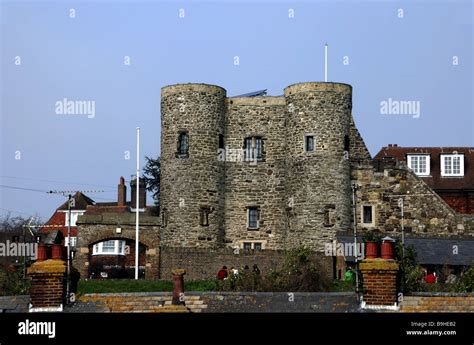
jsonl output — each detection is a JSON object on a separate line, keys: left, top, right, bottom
{"left": 374, "top": 146, "right": 474, "bottom": 191}
{"left": 405, "top": 237, "right": 474, "bottom": 266}
{"left": 56, "top": 192, "right": 95, "bottom": 211}
{"left": 337, "top": 235, "right": 474, "bottom": 265}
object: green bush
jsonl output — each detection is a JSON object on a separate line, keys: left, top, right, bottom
{"left": 219, "top": 246, "right": 328, "bottom": 292}
{"left": 395, "top": 243, "right": 424, "bottom": 293}
{"left": 456, "top": 262, "right": 474, "bottom": 293}
{"left": 0, "top": 265, "right": 30, "bottom": 296}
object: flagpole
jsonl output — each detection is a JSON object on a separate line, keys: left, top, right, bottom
{"left": 324, "top": 43, "right": 328, "bottom": 82}
{"left": 135, "top": 127, "right": 140, "bottom": 280}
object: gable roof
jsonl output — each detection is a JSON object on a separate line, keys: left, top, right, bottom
{"left": 56, "top": 192, "right": 95, "bottom": 211}
{"left": 374, "top": 145, "right": 474, "bottom": 191}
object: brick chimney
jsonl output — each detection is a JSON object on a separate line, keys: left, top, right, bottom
{"left": 118, "top": 176, "right": 126, "bottom": 206}
{"left": 130, "top": 178, "right": 146, "bottom": 209}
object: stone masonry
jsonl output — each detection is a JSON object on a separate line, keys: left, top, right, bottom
{"left": 76, "top": 213, "right": 160, "bottom": 279}
{"left": 160, "top": 82, "right": 370, "bottom": 252}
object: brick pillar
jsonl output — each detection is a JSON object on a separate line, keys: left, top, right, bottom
{"left": 171, "top": 268, "right": 186, "bottom": 305}
{"left": 360, "top": 258, "right": 399, "bottom": 308}
{"left": 27, "top": 259, "right": 67, "bottom": 312}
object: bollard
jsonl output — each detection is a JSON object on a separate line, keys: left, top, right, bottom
{"left": 171, "top": 268, "right": 186, "bottom": 305}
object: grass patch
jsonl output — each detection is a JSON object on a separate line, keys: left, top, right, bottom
{"left": 77, "top": 279, "right": 218, "bottom": 294}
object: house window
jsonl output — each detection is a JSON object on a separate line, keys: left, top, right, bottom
{"left": 177, "top": 132, "right": 189, "bottom": 155}
{"left": 64, "top": 211, "right": 84, "bottom": 227}
{"left": 200, "top": 207, "right": 210, "bottom": 226}
{"left": 407, "top": 154, "right": 430, "bottom": 176}
{"left": 254, "top": 242, "right": 262, "bottom": 251}
{"left": 441, "top": 154, "right": 464, "bottom": 177}
{"left": 244, "top": 137, "right": 263, "bottom": 161}
{"left": 361, "top": 205, "right": 374, "bottom": 226}
{"left": 243, "top": 242, "right": 252, "bottom": 250}
{"left": 305, "top": 135, "right": 315, "bottom": 152}
{"left": 93, "top": 240, "right": 126, "bottom": 255}
{"left": 247, "top": 207, "right": 260, "bottom": 229}
{"left": 65, "top": 236, "right": 77, "bottom": 247}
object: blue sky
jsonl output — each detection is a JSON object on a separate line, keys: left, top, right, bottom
{"left": 1, "top": 0, "right": 472, "bottom": 219}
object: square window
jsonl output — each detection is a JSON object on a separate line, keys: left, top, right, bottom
{"left": 362, "top": 206, "right": 373, "bottom": 225}
{"left": 243, "top": 242, "right": 252, "bottom": 250}
{"left": 244, "top": 137, "right": 263, "bottom": 161}
{"left": 101, "top": 240, "right": 116, "bottom": 253}
{"left": 407, "top": 155, "right": 430, "bottom": 176}
{"left": 441, "top": 154, "right": 464, "bottom": 177}
{"left": 254, "top": 243, "right": 262, "bottom": 251}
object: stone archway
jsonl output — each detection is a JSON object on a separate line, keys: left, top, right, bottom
{"left": 75, "top": 223, "right": 160, "bottom": 280}
{"left": 88, "top": 238, "right": 147, "bottom": 279}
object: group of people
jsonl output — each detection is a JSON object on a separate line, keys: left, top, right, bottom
{"left": 217, "top": 264, "right": 260, "bottom": 280}
{"left": 423, "top": 268, "right": 459, "bottom": 284}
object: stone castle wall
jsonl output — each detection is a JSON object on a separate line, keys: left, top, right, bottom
{"left": 159, "top": 82, "right": 356, "bottom": 252}
{"left": 160, "top": 84, "right": 226, "bottom": 248}
{"left": 224, "top": 97, "right": 288, "bottom": 249}
{"left": 284, "top": 83, "right": 352, "bottom": 250}
{"left": 351, "top": 162, "right": 474, "bottom": 236}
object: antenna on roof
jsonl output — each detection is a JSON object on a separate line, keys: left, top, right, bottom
{"left": 324, "top": 43, "right": 328, "bottom": 82}
{"left": 46, "top": 188, "right": 104, "bottom": 305}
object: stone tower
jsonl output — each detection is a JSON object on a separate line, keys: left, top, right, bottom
{"left": 284, "top": 83, "right": 353, "bottom": 250}
{"left": 160, "top": 82, "right": 354, "bottom": 252}
{"left": 160, "top": 84, "right": 226, "bottom": 248}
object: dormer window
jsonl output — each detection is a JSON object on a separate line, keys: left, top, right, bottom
{"left": 441, "top": 154, "right": 464, "bottom": 177}
{"left": 407, "top": 154, "right": 430, "bottom": 176}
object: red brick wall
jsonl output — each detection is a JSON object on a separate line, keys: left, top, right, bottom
{"left": 28, "top": 260, "right": 66, "bottom": 309}
{"left": 40, "top": 211, "right": 78, "bottom": 237}
{"left": 440, "top": 194, "right": 474, "bottom": 214}
{"left": 360, "top": 259, "right": 399, "bottom": 306}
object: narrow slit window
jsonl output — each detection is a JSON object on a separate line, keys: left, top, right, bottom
{"left": 247, "top": 207, "right": 260, "bottom": 229}
{"left": 177, "top": 132, "right": 189, "bottom": 155}
{"left": 305, "top": 135, "right": 315, "bottom": 152}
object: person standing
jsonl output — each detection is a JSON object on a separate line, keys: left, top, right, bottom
{"left": 217, "top": 266, "right": 228, "bottom": 280}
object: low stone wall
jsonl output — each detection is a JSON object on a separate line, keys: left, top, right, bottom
{"left": 73, "top": 291, "right": 359, "bottom": 313}
{"left": 400, "top": 293, "right": 474, "bottom": 312}
{"left": 199, "top": 292, "right": 359, "bottom": 313}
